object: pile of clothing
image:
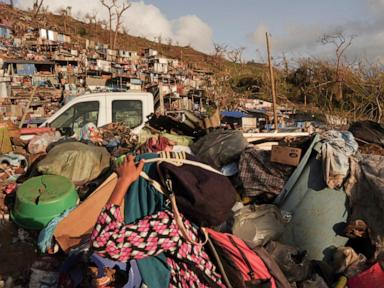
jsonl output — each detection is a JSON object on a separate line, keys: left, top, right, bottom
{"left": 1, "top": 117, "right": 384, "bottom": 288}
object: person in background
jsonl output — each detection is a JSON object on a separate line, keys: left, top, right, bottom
{"left": 91, "top": 155, "right": 226, "bottom": 288}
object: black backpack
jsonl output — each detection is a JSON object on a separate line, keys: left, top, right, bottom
{"left": 156, "top": 155, "right": 237, "bottom": 227}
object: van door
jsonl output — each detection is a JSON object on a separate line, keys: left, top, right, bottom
{"left": 106, "top": 94, "right": 150, "bottom": 132}
{"left": 49, "top": 97, "right": 105, "bottom": 134}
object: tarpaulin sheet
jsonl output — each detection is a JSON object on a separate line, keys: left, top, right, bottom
{"left": 37, "top": 142, "right": 110, "bottom": 185}
{"left": 16, "top": 64, "right": 36, "bottom": 76}
{"left": 345, "top": 154, "right": 384, "bottom": 254}
{"left": 275, "top": 134, "right": 348, "bottom": 260}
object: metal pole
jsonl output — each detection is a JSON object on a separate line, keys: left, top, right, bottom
{"left": 266, "top": 32, "right": 279, "bottom": 131}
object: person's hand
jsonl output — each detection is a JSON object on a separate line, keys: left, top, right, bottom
{"left": 107, "top": 155, "right": 145, "bottom": 206}
{"left": 116, "top": 155, "right": 145, "bottom": 184}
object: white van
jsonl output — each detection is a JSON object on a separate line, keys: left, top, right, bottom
{"left": 41, "top": 92, "right": 154, "bottom": 135}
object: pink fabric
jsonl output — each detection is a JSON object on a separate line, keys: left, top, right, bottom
{"left": 91, "top": 204, "right": 225, "bottom": 287}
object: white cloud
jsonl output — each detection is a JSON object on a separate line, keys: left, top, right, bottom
{"left": 172, "top": 15, "right": 213, "bottom": 52}
{"left": 16, "top": 0, "right": 214, "bottom": 53}
{"left": 368, "top": 0, "right": 384, "bottom": 12}
{"left": 250, "top": 21, "right": 384, "bottom": 62}
{"left": 124, "top": 2, "right": 173, "bottom": 40}
{"left": 249, "top": 1, "right": 384, "bottom": 62}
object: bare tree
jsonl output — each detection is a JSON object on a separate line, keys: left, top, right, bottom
{"left": 344, "top": 62, "right": 384, "bottom": 122}
{"left": 212, "top": 42, "right": 228, "bottom": 68}
{"left": 84, "top": 13, "right": 93, "bottom": 24}
{"left": 100, "top": 0, "right": 130, "bottom": 49}
{"left": 226, "top": 47, "right": 246, "bottom": 64}
{"left": 321, "top": 32, "right": 356, "bottom": 102}
{"left": 88, "top": 10, "right": 98, "bottom": 34}
{"left": 100, "top": 0, "right": 115, "bottom": 47}
{"left": 112, "top": 0, "right": 131, "bottom": 49}
{"left": 213, "top": 42, "right": 228, "bottom": 58}
{"left": 9, "top": 0, "right": 14, "bottom": 8}
{"left": 66, "top": 6, "right": 72, "bottom": 17}
{"left": 58, "top": 8, "right": 69, "bottom": 33}
{"left": 33, "top": 0, "right": 44, "bottom": 18}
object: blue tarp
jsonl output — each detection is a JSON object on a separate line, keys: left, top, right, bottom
{"left": 221, "top": 111, "right": 251, "bottom": 118}
{"left": 0, "top": 27, "right": 11, "bottom": 38}
{"left": 16, "top": 64, "right": 36, "bottom": 76}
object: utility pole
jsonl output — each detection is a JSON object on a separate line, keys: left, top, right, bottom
{"left": 159, "top": 84, "right": 164, "bottom": 115}
{"left": 266, "top": 32, "right": 279, "bottom": 131}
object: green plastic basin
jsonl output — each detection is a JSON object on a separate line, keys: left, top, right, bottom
{"left": 12, "top": 175, "right": 79, "bottom": 230}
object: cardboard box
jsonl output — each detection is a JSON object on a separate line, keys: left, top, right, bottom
{"left": 271, "top": 145, "right": 302, "bottom": 166}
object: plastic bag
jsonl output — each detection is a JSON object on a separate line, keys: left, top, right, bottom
{"left": 37, "top": 142, "right": 110, "bottom": 185}
{"left": 349, "top": 120, "right": 384, "bottom": 147}
{"left": 191, "top": 130, "right": 248, "bottom": 169}
{"left": 28, "top": 131, "right": 62, "bottom": 154}
{"left": 232, "top": 204, "right": 286, "bottom": 246}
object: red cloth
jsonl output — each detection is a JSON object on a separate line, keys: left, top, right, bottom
{"left": 146, "top": 136, "right": 172, "bottom": 152}
{"left": 207, "top": 228, "right": 277, "bottom": 288}
{"left": 348, "top": 262, "right": 384, "bottom": 288}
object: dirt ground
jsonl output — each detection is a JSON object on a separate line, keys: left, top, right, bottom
{"left": 0, "top": 218, "right": 38, "bottom": 286}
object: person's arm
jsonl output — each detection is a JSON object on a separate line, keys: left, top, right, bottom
{"left": 107, "top": 154, "right": 144, "bottom": 206}
{"left": 92, "top": 154, "right": 185, "bottom": 262}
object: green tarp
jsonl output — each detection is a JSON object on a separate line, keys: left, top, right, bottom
{"left": 275, "top": 135, "right": 348, "bottom": 261}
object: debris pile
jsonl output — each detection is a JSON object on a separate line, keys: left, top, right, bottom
{"left": 0, "top": 117, "right": 383, "bottom": 287}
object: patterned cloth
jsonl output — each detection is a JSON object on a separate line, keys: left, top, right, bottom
{"left": 91, "top": 204, "right": 225, "bottom": 288}
{"left": 239, "top": 147, "right": 294, "bottom": 199}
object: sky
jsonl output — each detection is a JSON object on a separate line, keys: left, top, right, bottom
{"left": 15, "top": 0, "right": 384, "bottom": 62}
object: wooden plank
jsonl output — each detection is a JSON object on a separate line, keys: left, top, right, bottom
{"left": 243, "top": 132, "right": 310, "bottom": 142}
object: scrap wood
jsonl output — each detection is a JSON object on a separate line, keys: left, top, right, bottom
{"left": 243, "top": 132, "right": 310, "bottom": 143}
{"left": 18, "top": 86, "right": 37, "bottom": 128}
{"left": 53, "top": 174, "right": 119, "bottom": 252}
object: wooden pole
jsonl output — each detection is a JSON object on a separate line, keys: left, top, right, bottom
{"left": 19, "top": 86, "right": 37, "bottom": 128}
{"left": 159, "top": 84, "right": 164, "bottom": 115}
{"left": 266, "top": 32, "right": 279, "bottom": 131}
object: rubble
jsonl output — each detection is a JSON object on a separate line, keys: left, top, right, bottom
{"left": 0, "top": 116, "right": 382, "bottom": 287}
{"left": 0, "top": 4, "right": 384, "bottom": 288}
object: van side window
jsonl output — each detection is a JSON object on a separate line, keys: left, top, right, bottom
{"left": 51, "top": 101, "right": 99, "bottom": 129}
{"left": 112, "top": 100, "right": 142, "bottom": 128}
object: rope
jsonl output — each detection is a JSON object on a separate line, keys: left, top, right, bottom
{"left": 140, "top": 166, "right": 209, "bottom": 246}
{"left": 141, "top": 157, "right": 223, "bottom": 175}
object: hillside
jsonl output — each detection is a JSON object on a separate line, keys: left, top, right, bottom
{"left": 1, "top": 3, "right": 223, "bottom": 71}
{"left": 4, "top": 3, "right": 380, "bottom": 122}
